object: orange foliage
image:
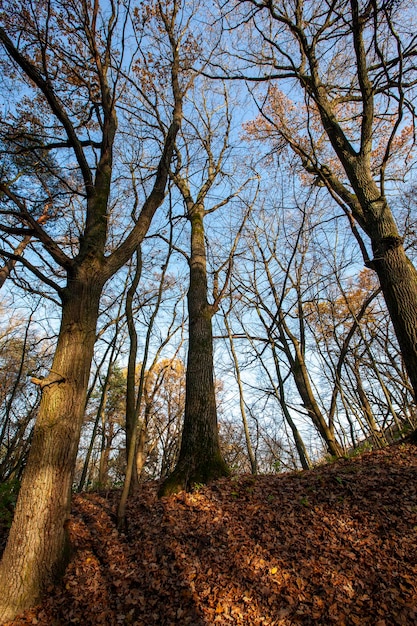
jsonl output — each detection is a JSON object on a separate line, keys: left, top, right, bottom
{"left": 244, "top": 86, "right": 416, "bottom": 186}
{"left": 306, "top": 269, "right": 380, "bottom": 341}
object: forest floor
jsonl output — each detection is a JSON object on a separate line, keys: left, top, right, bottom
{"left": 2, "top": 441, "right": 417, "bottom": 625}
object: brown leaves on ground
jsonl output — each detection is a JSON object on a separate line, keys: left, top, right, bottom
{"left": 4, "top": 443, "right": 417, "bottom": 625}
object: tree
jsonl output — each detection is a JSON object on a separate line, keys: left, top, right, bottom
{"left": 159, "top": 79, "right": 256, "bottom": 494}
{"left": 141, "top": 357, "right": 186, "bottom": 479}
{"left": 158, "top": 85, "right": 231, "bottom": 494}
{"left": 222, "top": 301, "right": 258, "bottom": 474}
{"left": 0, "top": 0, "right": 183, "bottom": 620}
{"left": 225, "top": 0, "right": 417, "bottom": 409}
{"left": 305, "top": 268, "right": 390, "bottom": 447}
{"left": 235, "top": 194, "right": 344, "bottom": 459}
{"left": 0, "top": 208, "right": 50, "bottom": 289}
{"left": 118, "top": 230, "right": 185, "bottom": 527}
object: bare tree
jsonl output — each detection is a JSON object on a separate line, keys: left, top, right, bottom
{"left": 159, "top": 79, "right": 257, "bottom": 493}
{"left": 224, "top": 0, "right": 417, "bottom": 410}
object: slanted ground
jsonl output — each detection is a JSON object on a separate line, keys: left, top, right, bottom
{"left": 2, "top": 442, "right": 417, "bottom": 625}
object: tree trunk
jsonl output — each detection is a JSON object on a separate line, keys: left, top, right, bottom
{"left": 318, "top": 89, "right": 417, "bottom": 410}
{"left": 275, "top": 315, "right": 344, "bottom": 458}
{"left": 124, "top": 248, "right": 143, "bottom": 492}
{"left": 159, "top": 209, "right": 229, "bottom": 495}
{"left": 301, "top": 5, "right": 417, "bottom": 416}
{"left": 0, "top": 274, "right": 102, "bottom": 622}
{"left": 271, "top": 344, "right": 312, "bottom": 470}
{"left": 292, "top": 355, "right": 344, "bottom": 458}
{"left": 370, "top": 238, "right": 417, "bottom": 403}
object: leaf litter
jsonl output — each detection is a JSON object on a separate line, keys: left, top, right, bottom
{"left": 3, "top": 442, "right": 417, "bottom": 625}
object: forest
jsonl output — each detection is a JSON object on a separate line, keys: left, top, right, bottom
{"left": 0, "top": 0, "right": 417, "bottom": 622}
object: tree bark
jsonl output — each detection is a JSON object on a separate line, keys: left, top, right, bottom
{"left": 370, "top": 236, "right": 417, "bottom": 403}
{"left": 0, "top": 273, "right": 102, "bottom": 622}
{"left": 159, "top": 208, "right": 229, "bottom": 495}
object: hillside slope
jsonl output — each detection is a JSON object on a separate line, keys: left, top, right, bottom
{"left": 3, "top": 442, "right": 417, "bottom": 625}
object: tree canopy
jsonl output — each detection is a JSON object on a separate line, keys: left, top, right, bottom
{"left": 1, "top": 0, "right": 417, "bottom": 622}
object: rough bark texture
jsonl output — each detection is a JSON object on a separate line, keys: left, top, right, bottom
{"left": 0, "top": 275, "right": 102, "bottom": 622}
{"left": 0, "top": 3, "right": 181, "bottom": 613}
{"left": 160, "top": 209, "right": 229, "bottom": 495}
{"left": 371, "top": 237, "right": 417, "bottom": 402}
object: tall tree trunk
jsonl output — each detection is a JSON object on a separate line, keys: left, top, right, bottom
{"left": 0, "top": 275, "right": 102, "bottom": 622}
{"left": 243, "top": 0, "right": 417, "bottom": 422}
{"left": 159, "top": 208, "right": 229, "bottom": 495}
{"left": 370, "top": 236, "right": 417, "bottom": 404}
{"left": 0, "top": 1, "right": 182, "bottom": 613}
{"left": 316, "top": 82, "right": 417, "bottom": 410}
{"left": 124, "top": 248, "right": 143, "bottom": 492}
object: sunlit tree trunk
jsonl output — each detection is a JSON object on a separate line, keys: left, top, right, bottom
{"left": 0, "top": 273, "right": 102, "bottom": 621}
{"left": 0, "top": 29, "right": 181, "bottom": 622}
